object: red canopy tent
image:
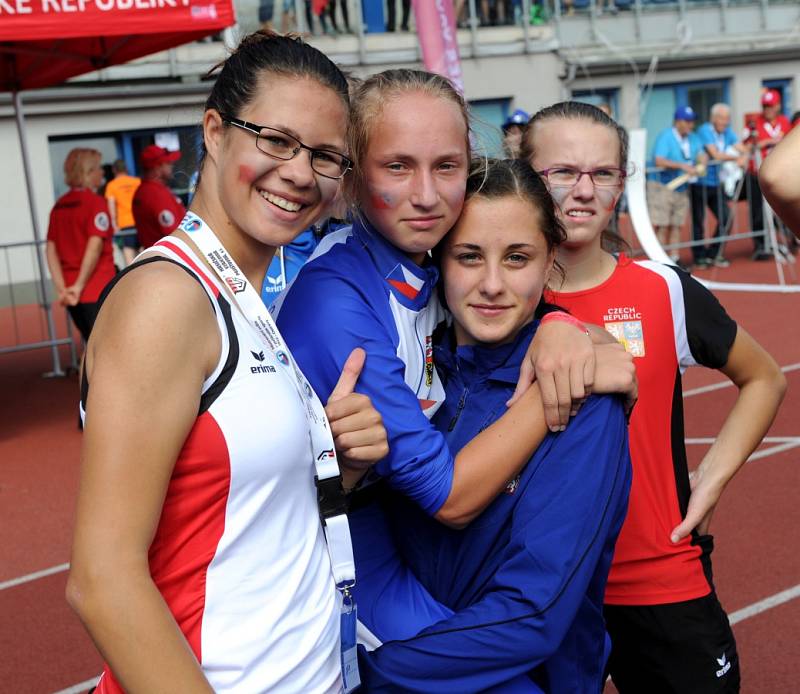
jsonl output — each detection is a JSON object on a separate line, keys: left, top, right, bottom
{"left": 0, "top": 1, "right": 236, "bottom": 90}
{"left": 0, "top": 0, "right": 235, "bottom": 372}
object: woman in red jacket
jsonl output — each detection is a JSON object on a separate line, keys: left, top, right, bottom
{"left": 46, "top": 147, "right": 116, "bottom": 341}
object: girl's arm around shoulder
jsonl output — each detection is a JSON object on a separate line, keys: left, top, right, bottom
{"left": 67, "top": 261, "right": 219, "bottom": 693}
{"left": 278, "top": 268, "right": 550, "bottom": 529}
{"left": 359, "top": 395, "right": 631, "bottom": 692}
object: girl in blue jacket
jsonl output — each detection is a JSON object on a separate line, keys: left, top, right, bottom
{"left": 359, "top": 159, "right": 633, "bottom": 692}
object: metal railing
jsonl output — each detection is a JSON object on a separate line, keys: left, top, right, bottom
{"left": 0, "top": 238, "right": 79, "bottom": 376}
{"left": 235, "top": 0, "right": 557, "bottom": 34}
{"left": 639, "top": 156, "right": 797, "bottom": 277}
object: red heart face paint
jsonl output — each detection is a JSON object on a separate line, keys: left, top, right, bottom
{"left": 239, "top": 164, "right": 257, "bottom": 184}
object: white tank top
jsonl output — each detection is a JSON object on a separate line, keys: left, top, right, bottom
{"left": 91, "top": 237, "right": 342, "bottom": 693}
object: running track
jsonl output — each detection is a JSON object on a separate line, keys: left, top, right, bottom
{"left": 1, "top": 254, "right": 797, "bottom": 692}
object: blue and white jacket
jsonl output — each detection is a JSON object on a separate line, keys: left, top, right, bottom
{"left": 274, "top": 217, "right": 452, "bottom": 514}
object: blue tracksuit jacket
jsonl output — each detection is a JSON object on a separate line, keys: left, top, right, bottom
{"left": 274, "top": 218, "right": 459, "bottom": 638}
{"left": 360, "top": 321, "right": 632, "bottom": 693}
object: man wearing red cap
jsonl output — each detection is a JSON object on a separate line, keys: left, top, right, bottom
{"left": 132, "top": 145, "right": 186, "bottom": 249}
{"left": 747, "top": 90, "right": 792, "bottom": 260}
{"left": 755, "top": 89, "right": 791, "bottom": 161}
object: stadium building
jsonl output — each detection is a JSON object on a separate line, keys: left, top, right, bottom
{"left": 1, "top": 0, "right": 798, "bottom": 301}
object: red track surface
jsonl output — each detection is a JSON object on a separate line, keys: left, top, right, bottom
{"left": 1, "top": 250, "right": 798, "bottom": 692}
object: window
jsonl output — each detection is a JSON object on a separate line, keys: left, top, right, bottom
{"left": 470, "top": 98, "right": 512, "bottom": 159}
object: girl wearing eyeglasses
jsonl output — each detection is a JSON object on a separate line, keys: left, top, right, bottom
{"left": 522, "top": 101, "right": 785, "bottom": 694}
{"left": 67, "top": 33, "right": 388, "bottom": 693}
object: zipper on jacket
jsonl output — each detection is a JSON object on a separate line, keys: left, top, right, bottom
{"left": 447, "top": 387, "right": 468, "bottom": 432}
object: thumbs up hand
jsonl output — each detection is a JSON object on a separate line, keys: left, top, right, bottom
{"left": 325, "top": 348, "right": 389, "bottom": 491}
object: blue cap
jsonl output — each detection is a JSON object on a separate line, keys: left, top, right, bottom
{"left": 502, "top": 108, "right": 530, "bottom": 130}
{"left": 674, "top": 106, "right": 697, "bottom": 122}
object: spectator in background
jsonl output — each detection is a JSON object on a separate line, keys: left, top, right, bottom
{"left": 746, "top": 89, "right": 792, "bottom": 260}
{"left": 647, "top": 106, "right": 704, "bottom": 264}
{"left": 690, "top": 103, "right": 748, "bottom": 268}
{"left": 755, "top": 89, "right": 791, "bottom": 160}
{"left": 327, "top": 0, "right": 352, "bottom": 33}
{"left": 481, "top": 0, "right": 507, "bottom": 25}
{"left": 386, "top": 0, "right": 411, "bottom": 32}
{"left": 258, "top": 0, "right": 275, "bottom": 30}
{"left": 105, "top": 159, "right": 142, "bottom": 266}
{"left": 501, "top": 108, "right": 530, "bottom": 158}
{"left": 132, "top": 145, "right": 185, "bottom": 249}
{"left": 45, "top": 148, "right": 116, "bottom": 342}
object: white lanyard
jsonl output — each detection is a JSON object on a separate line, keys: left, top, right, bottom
{"left": 672, "top": 128, "right": 692, "bottom": 161}
{"left": 178, "top": 211, "right": 355, "bottom": 593}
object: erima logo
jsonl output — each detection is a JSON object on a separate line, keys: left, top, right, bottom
{"left": 250, "top": 350, "right": 276, "bottom": 374}
{"left": 265, "top": 274, "right": 286, "bottom": 293}
{"left": 716, "top": 653, "right": 731, "bottom": 678}
{"left": 317, "top": 449, "right": 335, "bottom": 462}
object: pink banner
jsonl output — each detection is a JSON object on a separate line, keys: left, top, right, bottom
{"left": 411, "top": 0, "right": 464, "bottom": 94}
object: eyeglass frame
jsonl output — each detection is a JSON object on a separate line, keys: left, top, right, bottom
{"left": 536, "top": 167, "right": 628, "bottom": 187}
{"left": 220, "top": 115, "right": 353, "bottom": 180}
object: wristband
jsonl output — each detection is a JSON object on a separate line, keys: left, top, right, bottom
{"left": 540, "top": 311, "right": 590, "bottom": 336}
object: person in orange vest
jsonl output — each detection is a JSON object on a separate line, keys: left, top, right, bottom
{"left": 105, "top": 159, "right": 141, "bottom": 265}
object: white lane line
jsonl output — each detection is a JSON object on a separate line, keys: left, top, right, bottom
{"left": 684, "top": 362, "right": 800, "bottom": 398}
{"left": 729, "top": 584, "right": 800, "bottom": 626}
{"left": 51, "top": 676, "right": 100, "bottom": 694}
{"left": 684, "top": 437, "right": 800, "bottom": 462}
{"left": 0, "top": 563, "right": 69, "bottom": 592}
{"left": 747, "top": 441, "right": 800, "bottom": 462}
{"left": 685, "top": 437, "right": 800, "bottom": 444}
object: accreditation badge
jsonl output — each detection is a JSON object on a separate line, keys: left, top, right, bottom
{"left": 341, "top": 593, "right": 360, "bottom": 692}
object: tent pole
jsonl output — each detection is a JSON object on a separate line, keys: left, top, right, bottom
{"left": 13, "top": 90, "right": 65, "bottom": 377}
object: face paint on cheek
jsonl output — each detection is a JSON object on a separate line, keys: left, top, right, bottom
{"left": 548, "top": 186, "right": 572, "bottom": 208}
{"left": 239, "top": 164, "right": 257, "bottom": 184}
{"left": 595, "top": 187, "right": 619, "bottom": 212}
{"left": 370, "top": 191, "right": 395, "bottom": 210}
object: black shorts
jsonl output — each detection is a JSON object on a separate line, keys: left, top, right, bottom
{"left": 604, "top": 592, "right": 740, "bottom": 694}
{"left": 68, "top": 302, "right": 100, "bottom": 343}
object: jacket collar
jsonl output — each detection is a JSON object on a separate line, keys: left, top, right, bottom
{"left": 436, "top": 320, "right": 538, "bottom": 386}
{"left": 353, "top": 216, "right": 439, "bottom": 310}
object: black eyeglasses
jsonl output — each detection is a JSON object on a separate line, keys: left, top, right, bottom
{"left": 221, "top": 116, "right": 352, "bottom": 180}
{"left": 537, "top": 167, "right": 627, "bottom": 187}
